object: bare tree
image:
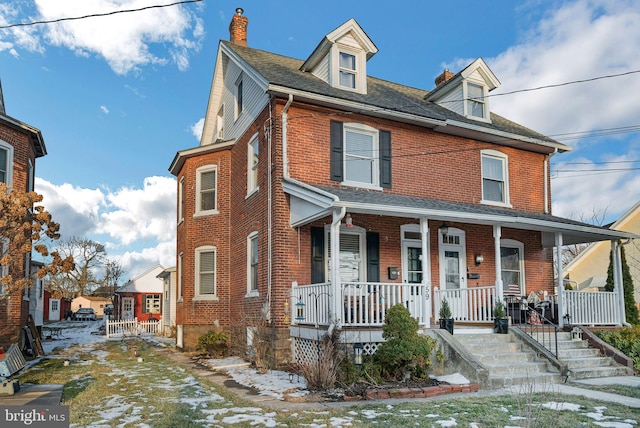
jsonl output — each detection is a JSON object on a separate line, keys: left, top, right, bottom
{"left": 99, "top": 258, "right": 127, "bottom": 297}
{"left": 50, "top": 236, "right": 107, "bottom": 297}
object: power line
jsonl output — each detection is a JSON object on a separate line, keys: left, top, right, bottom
{"left": 0, "top": 0, "right": 202, "bottom": 29}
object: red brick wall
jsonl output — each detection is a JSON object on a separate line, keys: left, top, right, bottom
{"left": 0, "top": 123, "right": 38, "bottom": 346}
{"left": 283, "top": 101, "right": 548, "bottom": 213}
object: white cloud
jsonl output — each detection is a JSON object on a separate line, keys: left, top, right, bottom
{"left": 485, "top": 0, "right": 640, "bottom": 222}
{"left": 35, "top": 175, "right": 176, "bottom": 279}
{"left": 100, "top": 105, "right": 109, "bottom": 114}
{"left": 191, "top": 117, "right": 204, "bottom": 140}
{"left": 0, "top": 0, "right": 204, "bottom": 75}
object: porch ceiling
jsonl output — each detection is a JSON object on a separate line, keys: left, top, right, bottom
{"left": 283, "top": 179, "right": 638, "bottom": 247}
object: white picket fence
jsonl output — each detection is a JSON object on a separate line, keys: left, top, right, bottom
{"left": 105, "top": 317, "right": 162, "bottom": 338}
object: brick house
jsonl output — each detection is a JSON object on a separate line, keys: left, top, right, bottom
{"left": 0, "top": 82, "right": 47, "bottom": 347}
{"left": 169, "top": 10, "right": 637, "bottom": 360}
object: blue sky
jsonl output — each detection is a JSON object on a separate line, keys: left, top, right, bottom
{"left": 1, "top": 0, "right": 639, "bottom": 279}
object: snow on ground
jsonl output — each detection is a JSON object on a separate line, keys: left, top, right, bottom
{"left": 30, "top": 320, "right": 639, "bottom": 428}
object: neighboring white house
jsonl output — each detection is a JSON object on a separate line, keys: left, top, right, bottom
{"left": 157, "top": 266, "right": 177, "bottom": 336}
{"left": 115, "top": 265, "right": 165, "bottom": 321}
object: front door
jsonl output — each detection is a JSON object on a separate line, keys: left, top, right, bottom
{"left": 122, "top": 297, "right": 134, "bottom": 320}
{"left": 439, "top": 228, "right": 467, "bottom": 318}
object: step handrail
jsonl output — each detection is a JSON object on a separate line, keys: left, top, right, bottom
{"left": 516, "top": 304, "right": 559, "bottom": 359}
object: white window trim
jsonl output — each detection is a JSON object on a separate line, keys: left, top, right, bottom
{"left": 235, "top": 74, "right": 244, "bottom": 121}
{"left": 0, "top": 140, "right": 14, "bottom": 187}
{"left": 480, "top": 149, "right": 512, "bottom": 208}
{"left": 194, "top": 246, "right": 218, "bottom": 301}
{"left": 27, "top": 159, "right": 34, "bottom": 192}
{"left": 342, "top": 123, "right": 381, "bottom": 190}
{"left": 500, "top": 239, "right": 526, "bottom": 294}
{"left": 194, "top": 165, "right": 219, "bottom": 217}
{"left": 246, "top": 231, "right": 259, "bottom": 297}
{"left": 330, "top": 44, "right": 367, "bottom": 94}
{"left": 247, "top": 132, "right": 259, "bottom": 197}
{"left": 178, "top": 176, "right": 185, "bottom": 224}
{"left": 177, "top": 252, "right": 183, "bottom": 302}
{"left": 464, "top": 81, "right": 490, "bottom": 122}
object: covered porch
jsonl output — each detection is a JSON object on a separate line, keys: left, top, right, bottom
{"left": 284, "top": 180, "right": 637, "bottom": 336}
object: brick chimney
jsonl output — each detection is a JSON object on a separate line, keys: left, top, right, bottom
{"left": 434, "top": 69, "right": 455, "bottom": 86}
{"left": 229, "top": 7, "right": 248, "bottom": 47}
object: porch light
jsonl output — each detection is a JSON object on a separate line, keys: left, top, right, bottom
{"left": 439, "top": 222, "right": 449, "bottom": 235}
{"left": 288, "top": 373, "right": 294, "bottom": 383}
{"left": 345, "top": 213, "right": 353, "bottom": 228}
{"left": 475, "top": 254, "right": 484, "bottom": 266}
{"left": 295, "top": 299, "right": 306, "bottom": 321}
{"left": 353, "top": 342, "right": 364, "bottom": 366}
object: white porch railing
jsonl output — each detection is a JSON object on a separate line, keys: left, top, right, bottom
{"left": 559, "top": 290, "right": 620, "bottom": 326}
{"left": 106, "top": 317, "right": 162, "bottom": 338}
{"left": 433, "top": 286, "right": 496, "bottom": 323}
{"left": 291, "top": 282, "right": 430, "bottom": 327}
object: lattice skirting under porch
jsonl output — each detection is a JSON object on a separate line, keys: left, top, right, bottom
{"left": 292, "top": 336, "right": 381, "bottom": 365}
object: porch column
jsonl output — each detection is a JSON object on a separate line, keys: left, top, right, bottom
{"left": 556, "top": 232, "right": 565, "bottom": 328}
{"left": 612, "top": 240, "right": 627, "bottom": 326}
{"left": 420, "top": 217, "right": 431, "bottom": 327}
{"left": 493, "top": 225, "right": 503, "bottom": 300}
{"left": 331, "top": 208, "right": 345, "bottom": 328}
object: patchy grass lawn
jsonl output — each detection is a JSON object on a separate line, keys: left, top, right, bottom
{"left": 16, "top": 328, "right": 640, "bottom": 427}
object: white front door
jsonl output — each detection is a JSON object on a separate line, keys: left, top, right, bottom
{"left": 439, "top": 228, "right": 467, "bottom": 318}
{"left": 49, "top": 298, "right": 60, "bottom": 321}
{"left": 122, "top": 297, "right": 134, "bottom": 320}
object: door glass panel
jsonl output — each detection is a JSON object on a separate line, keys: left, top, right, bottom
{"left": 445, "top": 250, "right": 460, "bottom": 289}
{"left": 407, "top": 247, "right": 422, "bottom": 283}
{"left": 501, "top": 247, "right": 521, "bottom": 294}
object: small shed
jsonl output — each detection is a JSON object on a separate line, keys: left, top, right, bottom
{"left": 114, "top": 265, "right": 165, "bottom": 321}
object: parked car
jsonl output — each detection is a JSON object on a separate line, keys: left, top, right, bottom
{"left": 104, "top": 304, "right": 114, "bottom": 316}
{"left": 73, "top": 308, "right": 97, "bottom": 321}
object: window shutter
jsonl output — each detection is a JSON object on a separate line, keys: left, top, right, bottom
{"left": 379, "top": 130, "right": 392, "bottom": 188}
{"left": 311, "top": 227, "right": 325, "bottom": 283}
{"left": 366, "top": 232, "right": 380, "bottom": 282}
{"left": 330, "top": 120, "right": 344, "bottom": 182}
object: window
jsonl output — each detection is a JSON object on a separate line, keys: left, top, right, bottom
{"left": 177, "top": 252, "right": 183, "bottom": 301}
{"left": 466, "top": 82, "right": 486, "bottom": 119}
{"left": 178, "top": 176, "right": 185, "bottom": 223}
{"left": 235, "top": 75, "right": 243, "bottom": 119}
{"left": 481, "top": 150, "right": 510, "bottom": 206}
{"left": 195, "top": 165, "right": 218, "bottom": 215}
{"left": 326, "top": 227, "right": 365, "bottom": 283}
{"left": 339, "top": 52, "right": 356, "bottom": 89}
{"left": 247, "top": 232, "right": 258, "bottom": 295}
{"left": 144, "top": 294, "right": 161, "bottom": 314}
{"left": 51, "top": 300, "right": 59, "bottom": 312}
{"left": 216, "top": 105, "right": 224, "bottom": 141}
{"left": 195, "top": 246, "right": 216, "bottom": 298}
{"left": 501, "top": 240, "right": 525, "bottom": 295}
{"left": 247, "top": 133, "right": 259, "bottom": 195}
{"left": 27, "top": 159, "right": 34, "bottom": 192}
{"left": 0, "top": 141, "right": 13, "bottom": 186}
{"left": 331, "top": 121, "right": 391, "bottom": 189}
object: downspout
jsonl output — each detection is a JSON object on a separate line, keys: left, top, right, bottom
{"left": 616, "top": 238, "right": 632, "bottom": 327}
{"left": 420, "top": 217, "right": 430, "bottom": 327}
{"left": 265, "top": 101, "right": 273, "bottom": 322}
{"left": 282, "top": 94, "right": 293, "bottom": 178}
{"left": 331, "top": 207, "right": 346, "bottom": 330}
{"left": 493, "top": 225, "right": 503, "bottom": 301}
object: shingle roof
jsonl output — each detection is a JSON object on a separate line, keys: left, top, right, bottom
{"left": 222, "top": 40, "right": 560, "bottom": 146}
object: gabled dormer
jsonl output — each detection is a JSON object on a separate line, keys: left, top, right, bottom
{"left": 300, "top": 18, "right": 378, "bottom": 94}
{"left": 425, "top": 58, "right": 500, "bottom": 123}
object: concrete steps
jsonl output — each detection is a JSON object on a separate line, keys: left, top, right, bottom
{"left": 524, "top": 330, "right": 631, "bottom": 381}
{"left": 456, "top": 333, "right": 560, "bottom": 388}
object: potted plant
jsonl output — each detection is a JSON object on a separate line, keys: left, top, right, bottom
{"left": 493, "top": 301, "right": 509, "bottom": 334}
{"left": 439, "top": 298, "right": 454, "bottom": 335}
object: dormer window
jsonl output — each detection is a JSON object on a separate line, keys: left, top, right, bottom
{"left": 466, "top": 82, "right": 486, "bottom": 119}
{"left": 339, "top": 52, "right": 357, "bottom": 89}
